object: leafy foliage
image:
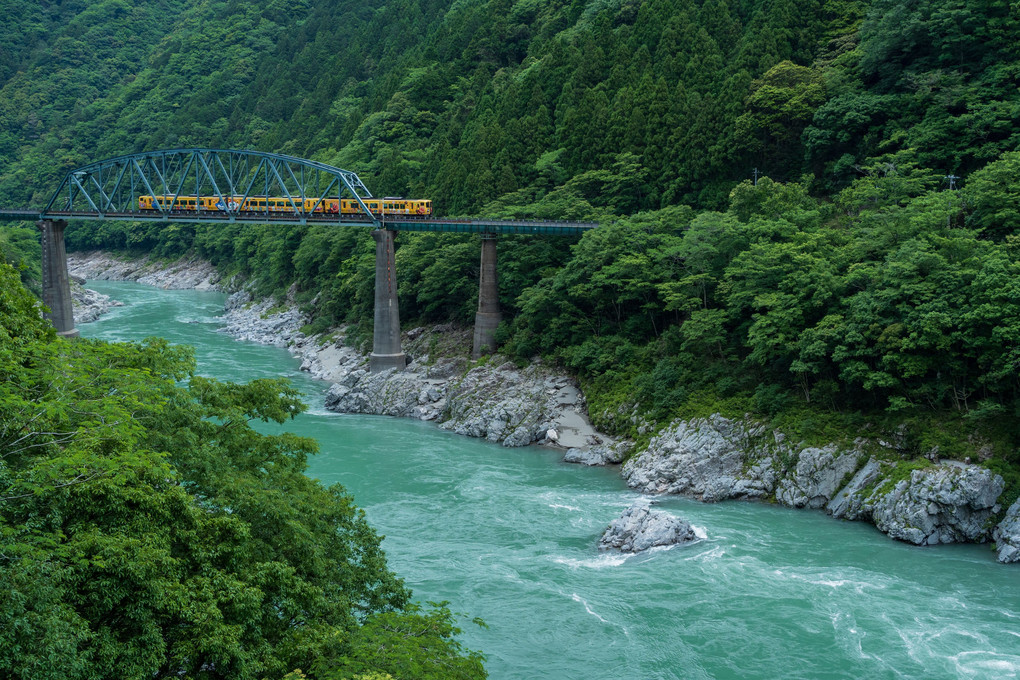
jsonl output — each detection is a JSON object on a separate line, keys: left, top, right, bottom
{"left": 0, "top": 264, "right": 484, "bottom": 679}
{"left": 1, "top": 0, "right": 1019, "bottom": 576}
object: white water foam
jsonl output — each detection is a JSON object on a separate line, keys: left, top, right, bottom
{"left": 570, "top": 592, "right": 610, "bottom": 624}
{"left": 176, "top": 314, "right": 221, "bottom": 324}
{"left": 682, "top": 545, "right": 725, "bottom": 562}
{"left": 788, "top": 572, "right": 880, "bottom": 595}
{"left": 951, "top": 651, "right": 1020, "bottom": 678}
{"left": 553, "top": 553, "right": 629, "bottom": 569}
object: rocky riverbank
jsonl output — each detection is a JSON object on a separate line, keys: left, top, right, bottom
{"left": 318, "top": 324, "right": 608, "bottom": 449}
{"left": 67, "top": 250, "right": 1020, "bottom": 563}
{"left": 621, "top": 414, "right": 1018, "bottom": 561}
{"left": 66, "top": 250, "right": 607, "bottom": 450}
{"left": 68, "top": 250, "right": 223, "bottom": 291}
{"left": 70, "top": 276, "right": 122, "bottom": 324}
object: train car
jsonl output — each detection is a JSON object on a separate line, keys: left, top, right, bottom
{"left": 354, "top": 198, "right": 432, "bottom": 216}
{"left": 306, "top": 197, "right": 432, "bottom": 216}
{"left": 139, "top": 195, "right": 219, "bottom": 211}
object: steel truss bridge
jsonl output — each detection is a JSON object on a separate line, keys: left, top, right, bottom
{"left": 1, "top": 148, "right": 598, "bottom": 366}
{"left": 0, "top": 148, "right": 597, "bottom": 236}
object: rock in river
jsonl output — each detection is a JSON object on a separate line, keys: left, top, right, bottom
{"left": 598, "top": 503, "right": 698, "bottom": 553}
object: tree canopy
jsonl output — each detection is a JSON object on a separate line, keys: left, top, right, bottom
{"left": 0, "top": 263, "right": 485, "bottom": 679}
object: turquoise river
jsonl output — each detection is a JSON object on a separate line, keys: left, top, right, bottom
{"left": 80, "top": 280, "right": 1020, "bottom": 680}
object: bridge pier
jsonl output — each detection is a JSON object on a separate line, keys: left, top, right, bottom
{"left": 36, "top": 219, "right": 78, "bottom": 338}
{"left": 472, "top": 233, "right": 501, "bottom": 358}
{"left": 370, "top": 227, "right": 406, "bottom": 372}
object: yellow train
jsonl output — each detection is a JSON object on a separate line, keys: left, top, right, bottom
{"left": 137, "top": 195, "right": 432, "bottom": 216}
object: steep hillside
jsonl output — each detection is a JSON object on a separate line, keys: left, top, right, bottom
{"left": 2, "top": 0, "right": 1019, "bottom": 490}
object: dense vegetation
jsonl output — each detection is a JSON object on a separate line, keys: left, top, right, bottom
{"left": 0, "top": 262, "right": 486, "bottom": 679}
{"left": 0, "top": 0, "right": 1018, "bottom": 603}
{"left": 2, "top": 0, "right": 1019, "bottom": 669}
{"left": 0, "top": 2, "right": 1016, "bottom": 439}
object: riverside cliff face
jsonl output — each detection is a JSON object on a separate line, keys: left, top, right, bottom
{"left": 67, "top": 251, "right": 1020, "bottom": 563}
{"left": 623, "top": 415, "right": 1011, "bottom": 553}
{"left": 316, "top": 324, "right": 606, "bottom": 449}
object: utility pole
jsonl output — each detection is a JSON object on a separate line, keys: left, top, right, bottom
{"left": 752, "top": 168, "right": 760, "bottom": 186}
{"left": 944, "top": 174, "right": 960, "bottom": 228}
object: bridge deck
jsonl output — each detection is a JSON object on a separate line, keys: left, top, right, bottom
{"left": 0, "top": 209, "right": 597, "bottom": 235}
{"left": 0, "top": 209, "right": 45, "bottom": 221}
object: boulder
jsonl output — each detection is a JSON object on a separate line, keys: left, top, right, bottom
{"left": 868, "top": 463, "right": 1004, "bottom": 546}
{"left": 598, "top": 503, "right": 698, "bottom": 553}
{"left": 621, "top": 415, "right": 777, "bottom": 501}
{"left": 775, "top": 446, "right": 863, "bottom": 509}
{"left": 563, "top": 440, "right": 632, "bottom": 466}
{"left": 993, "top": 499, "right": 1020, "bottom": 563}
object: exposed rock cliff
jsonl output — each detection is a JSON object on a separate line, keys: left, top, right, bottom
{"left": 993, "top": 500, "right": 1020, "bottom": 563}
{"left": 320, "top": 325, "right": 609, "bottom": 449}
{"left": 623, "top": 413, "right": 1010, "bottom": 559}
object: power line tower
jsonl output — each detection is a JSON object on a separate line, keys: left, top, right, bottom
{"left": 944, "top": 174, "right": 961, "bottom": 228}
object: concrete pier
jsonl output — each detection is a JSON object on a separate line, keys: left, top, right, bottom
{"left": 472, "top": 233, "right": 501, "bottom": 358}
{"left": 36, "top": 219, "right": 78, "bottom": 338}
{"left": 369, "top": 228, "right": 406, "bottom": 372}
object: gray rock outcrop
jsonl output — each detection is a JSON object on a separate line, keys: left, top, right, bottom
{"left": 624, "top": 413, "right": 1011, "bottom": 555}
{"left": 67, "top": 251, "right": 222, "bottom": 290}
{"left": 598, "top": 503, "right": 698, "bottom": 553}
{"left": 218, "top": 289, "right": 307, "bottom": 347}
{"left": 322, "top": 330, "right": 604, "bottom": 448}
{"left": 827, "top": 459, "right": 883, "bottom": 519}
{"left": 621, "top": 415, "right": 779, "bottom": 501}
{"left": 775, "top": 445, "right": 863, "bottom": 509}
{"left": 865, "top": 464, "right": 1004, "bottom": 546}
{"left": 317, "top": 324, "right": 612, "bottom": 448}
{"left": 71, "top": 279, "right": 122, "bottom": 324}
{"left": 564, "top": 440, "right": 633, "bottom": 466}
{"left": 993, "top": 499, "right": 1020, "bottom": 563}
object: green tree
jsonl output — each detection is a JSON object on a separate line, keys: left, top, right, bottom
{"left": 734, "top": 61, "right": 826, "bottom": 179}
{"left": 0, "top": 263, "right": 485, "bottom": 679}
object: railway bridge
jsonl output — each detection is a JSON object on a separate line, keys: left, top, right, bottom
{"left": 0, "top": 149, "right": 598, "bottom": 370}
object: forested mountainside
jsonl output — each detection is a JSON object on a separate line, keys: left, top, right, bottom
{"left": 2, "top": 0, "right": 1017, "bottom": 211}
{"left": 2, "top": 1, "right": 1020, "bottom": 488}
